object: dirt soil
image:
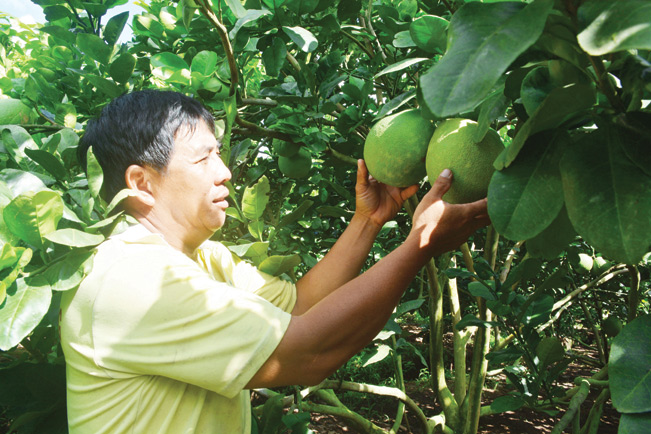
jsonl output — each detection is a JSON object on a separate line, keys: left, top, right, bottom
{"left": 291, "top": 324, "right": 620, "bottom": 434}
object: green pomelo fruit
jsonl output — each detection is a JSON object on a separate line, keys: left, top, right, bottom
{"left": 592, "top": 256, "right": 613, "bottom": 275}
{"left": 273, "top": 139, "right": 301, "bottom": 157}
{"left": 0, "top": 99, "right": 32, "bottom": 125}
{"left": 363, "top": 109, "right": 434, "bottom": 187}
{"left": 279, "top": 147, "right": 311, "bottom": 178}
{"left": 425, "top": 118, "right": 504, "bottom": 204}
{"left": 602, "top": 316, "right": 622, "bottom": 337}
{"left": 573, "top": 253, "right": 594, "bottom": 274}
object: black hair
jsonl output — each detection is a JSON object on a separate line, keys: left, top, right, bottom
{"left": 78, "top": 90, "right": 215, "bottom": 200}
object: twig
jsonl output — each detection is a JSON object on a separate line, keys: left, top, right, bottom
{"left": 551, "top": 378, "right": 590, "bottom": 434}
{"left": 627, "top": 265, "right": 640, "bottom": 322}
{"left": 197, "top": 0, "right": 238, "bottom": 97}
{"left": 240, "top": 98, "right": 278, "bottom": 107}
{"left": 341, "top": 30, "right": 375, "bottom": 59}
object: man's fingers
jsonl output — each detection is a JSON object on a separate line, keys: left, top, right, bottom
{"left": 428, "top": 169, "right": 453, "bottom": 200}
{"left": 356, "top": 159, "right": 369, "bottom": 187}
{"left": 464, "top": 198, "right": 491, "bottom": 229}
{"left": 400, "top": 184, "right": 419, "bottom": 201}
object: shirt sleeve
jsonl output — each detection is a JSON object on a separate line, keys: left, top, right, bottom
{"left": 90, "top": 244, "right": 291, "bottom": 399}
{"left": 196, "top": 242, "right": 297, "bottom": 313}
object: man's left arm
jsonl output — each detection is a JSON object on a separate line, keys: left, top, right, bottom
{"left": 292, "top": 159, "right": 418, "bottom": 315}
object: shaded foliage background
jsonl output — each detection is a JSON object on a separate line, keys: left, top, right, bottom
{"left": 0, "top": 0, "right": 649, "bottom": 433}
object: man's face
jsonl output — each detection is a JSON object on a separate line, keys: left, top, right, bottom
{"left": 149, "top": 120, "right": 232, "bottom": 245}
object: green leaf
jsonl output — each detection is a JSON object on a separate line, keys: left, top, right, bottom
{"left": 316, "top": 206, "right": 353, "bottom": 219}
{"left": 242, "top": 175, "right": 270, "bottom": 221}
{"left": 286, "top": 0, "right": 319, "bottom": 16}
{"left": 3, "top": 191, "right": 64, "bottom": 248}
{"left": 577, "top": 0, "right": 651, "bottom": 56}
{"left": 395, "top": 298, "right": 425, "bottom": 317}
{"left": 150, "top": 53, "right": 190, "bottom": 84}
{"left": 494, "top": 83, "right": 596, "bottom": 170}
{"left": 104, "top": 11, "right": 129, "bottom": 45}
{"left": 490, "top": 395, "right": 524, "bottom": 413}
{"left": 44, "top": 228, "right": 105, "bottom": 247}
{"left": 609, "top": 314, "right": 651, "bottom": 413}
{"left": 86, "top": 147, "right": 104, "bottom": 199}
{"left": 337, "top": 0, "right": 362, "bottom": 21}
{"left": 24, "top": 148, "right": 68, "bottom": 181}
{"left": 455, "top": 313, "right": 498, "bottom": 330}
{"left": 375, "top": 58, "right": 429, "bottom": 78}
{"left": 501, "top": 256, "right": 545, "bottom": 290}
{"left": 0, "top": 244, "right": 25, "bottom": 271}
{"left": 282, "top": 26, "right": 318, "bottom": 53}
{"left": 262, "top": 38, "right": 287, "bottom": 77}
{"left": 409, "top": 15, "right": 448, "bottom": 53}
{"left": 277, "top": 200, "right": 313, "bottom": 228}
{"left": 228, "top": 10, "right": 272, "bottom": 40}
{"left": 521, "top": 66, "right": 555, "bottom": 116}
{"left": 43, "top": 5, "right": 72, "bottom": 21}
{"left": 190, "top": 51, "right": 218, "bottom": 77}
{"left": 38, "top": 25, "right": 76, "bottom": 45}
{"left": 1, "top": 126, "right": 39, "bottom": 171}
{"left": 362, "top": 344, "right": 392, "bottom": 367}
{"left": 560, "top": 126, "right": 651, "bottom": 264}
{"left": 34, "top": 250, "right": 94, "bottom": 292}
{"left": 225, "top": 0, "right": 247, "bottom": 18}
{"left": 393, "top": 31, "right": 416, "bottom": 48}
{"left": 618, "top": 412, "right": 651, "bottom": 434}
{"left": 0, "top": 169, "right": 49, "bottom": 198}
{"left": 526, "top": 205, "right": 576, "bottom": 260}
{"left": 227, "top": 242, "right": 269, "bottom": 259}
{"left": 258, "top": 254, "right": 301, "bottom": 276}
{"left": 55, "top": 103, "right": 77, "bottom": 128}
{"left": 488, "top": 131, "right": 566, "bottom": 241}
{"left": 475, "top": 87, "right": 509, "bottom": 143}
{"left": 536, "top": 337, "right": 564, "bottom": 368}
{"left": 468, "top": 281, "right": 496, "bottom": 301}
{"left": 135, "top": 14, "right": 165, "bottom": 38}
{"left": 522, "top": 294, "right": 553, "bottom": 328}
{"left": 85, "top": 74, "right": 123, "bottom": 98}
{"left": 76, "top": 33, "right": 113, "bottom": 65}
{"left": 0, "top": 278, "right": 52, "bottom": 351}
{"left": 109, "top": 53, "right": 136, "bottom": 84}
{"left": 420, "top": 0, "right": 553, "bottom": 117}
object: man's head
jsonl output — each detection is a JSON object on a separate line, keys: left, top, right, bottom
{"left": 78, "top": 90, "right": 215, "bottom": 201}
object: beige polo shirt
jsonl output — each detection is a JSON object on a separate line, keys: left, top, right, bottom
{"left": 60, "top": 224, "right": 296, "bottom": 433}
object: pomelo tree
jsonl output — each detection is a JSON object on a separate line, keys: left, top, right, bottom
{"left": 0, "top": 1, "right": 649, "bottom": 433}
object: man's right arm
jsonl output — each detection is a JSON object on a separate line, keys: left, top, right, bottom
{"left": 246, "top": 170, "right": 490, "bottom": 388}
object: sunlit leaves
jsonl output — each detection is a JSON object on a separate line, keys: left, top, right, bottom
{"left": 262, "top": 39, "right": 287, "bottom": 76}
{"left": 283, "top": 26, "right": 318, "bottom": 53}
{"left": 420, "top": 0, "right": 553, "bottom": 117}
{"left": 150, "top": 52, "right": 190, "bottom": 85}
{"left": 577, "top": 0, "right": 651, "bottom": 55}
{"left": 494, "top": 83, "right": 596, "bottom": 170}
{"left": 76, "top": 33, "right": 113, "bottom": 65}
{"left": 488, "top": 131, "right": 566, "bottom": 241}
{"left": 609, "top": 314, "right": 651, "bottom": 413}
{"left": 409, "top": 15, "right": 448, "bottom": 54}
{"left": 0, "top": 278, "right": 51, "bottom": 351}
{"left": 110, "top": 53, "right": 136, "bottom": 84}
{"left": 560, "top": 125, "right": 651, "bottom": 264}
{"left": 3, "top": 191, "right": 64, "bottom": 249}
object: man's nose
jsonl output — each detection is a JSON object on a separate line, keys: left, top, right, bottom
{"left": 215, "top": 158, "right": 232, "bottom": 184}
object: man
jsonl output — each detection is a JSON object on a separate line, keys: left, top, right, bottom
{"left": 61, "top": 90, "right": 489, "bottom": 433}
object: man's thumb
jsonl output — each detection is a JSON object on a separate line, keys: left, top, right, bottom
{"left": 430, "top": 168, "right": 453, "bottom": 199}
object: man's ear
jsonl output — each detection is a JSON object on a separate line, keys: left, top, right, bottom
{"left": 124, "top": 164, "right": 156, "bottom": 207}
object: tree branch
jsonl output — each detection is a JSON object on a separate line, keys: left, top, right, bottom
{"left": 197, "top": 0, "right": 239, "bottom": 97}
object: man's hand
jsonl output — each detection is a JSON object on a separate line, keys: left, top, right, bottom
{"left": 408, "top": 169, "right": 490, "bottom": 257}
{"left": 354, "top": 159, "right": 419, "bottom": 228}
